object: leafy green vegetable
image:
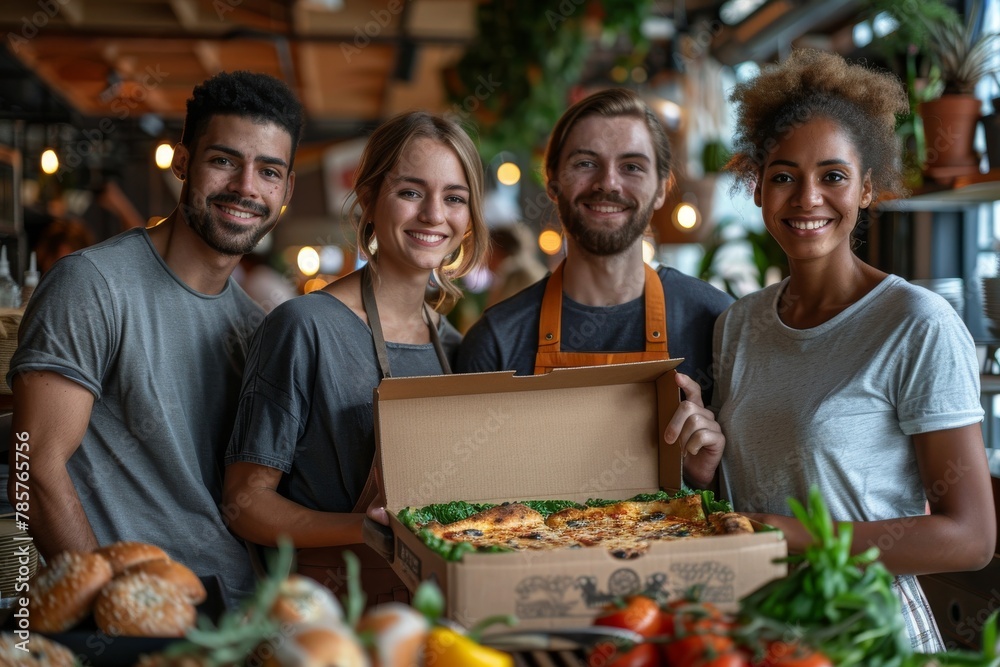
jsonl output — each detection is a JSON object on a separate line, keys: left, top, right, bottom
{"left": 520, "top": 499, "right": 584, "bottom": 516}
{"left": 700, "top": 489, "right": 733, "bottom": 514}
{"left": 739, "top": 486, "right": 910, "bottom": 667}
{"left": 586, "top": 488, "right": 700, "bottom": 507}
{"left": 414, "top": 528, "right": 511, "bottom": 561}
{"left": 398, "top": 501, "right": 497, "bottom": 530}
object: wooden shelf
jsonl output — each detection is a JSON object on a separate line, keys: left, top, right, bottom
{"left": 877, "top": 169, "right": 1000, "bottom": 212}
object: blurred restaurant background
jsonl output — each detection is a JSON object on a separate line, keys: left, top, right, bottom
{"left": 0, "top": 1, "right": 996, "bottom": 346}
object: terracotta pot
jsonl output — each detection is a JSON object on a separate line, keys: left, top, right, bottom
{"left": 918, "top": 95, "right": 982, "bottom": 179}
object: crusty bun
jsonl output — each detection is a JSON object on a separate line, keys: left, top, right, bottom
{"left": 270, "top": 575, "right": 344, "bottom": 626}
{"left": 357, "top": 602, "right": 428, "bottom": 667}
{"left": 0, "top": 632, "right": 76, "bottom": 667}
{"left": 94, "top": 572, "right": 196, "bottom": 637}
{"left": 261, "top": 623, "right": 369, "bottom": 667}
{"left": 95, "top": 541, "right": 170, "bottom": 575}
{"left": 122, "top": 559, "right": 207, "bottom": 605}
{"left": 29, "top": 551, "right": 114, "bottom": 633}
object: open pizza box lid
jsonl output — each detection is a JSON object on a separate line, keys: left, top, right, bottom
{"left": 374, "top": 358, "right": 685, "bottom": 510}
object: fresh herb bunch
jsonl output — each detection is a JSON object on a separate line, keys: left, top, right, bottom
{"left": 739, "top": 487, "right": 910, "bottom": 667}
{"left": 155, "top": 540, "right": 296, "bottom": 666}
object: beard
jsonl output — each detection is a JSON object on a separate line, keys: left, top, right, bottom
{"left": 558, "top": 192, "right": 654, "bottom": 256}
{"left": 183, "top": 192, "right": 277, "bottom": 256}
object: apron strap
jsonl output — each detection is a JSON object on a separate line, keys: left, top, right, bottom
{"left": 643, "top": 263, "right": 668, "bottom": 352}
{"left": 362, "top": 263, "right": 393, "bottom": 379}
{"left": 537, "top": 262, "right": 565, "bottom": 353}
{"left": 537, "top": 261, "right": 668, "bottom": 354}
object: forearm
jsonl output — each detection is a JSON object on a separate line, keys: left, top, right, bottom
{"left": 225, "top": 485, "right": 365, "bottom": 548}
{"left": 19, "top": 460, "right": 99, "bottom": 557}
{"left": 9, "top": 371, "right": 99, "bottom": 558}
{"left": 751, "top": 512, "right": 994, "bottom": 576}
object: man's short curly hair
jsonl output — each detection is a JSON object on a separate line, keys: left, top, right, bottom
{"left": 181, "top": 70, "right": 305, "bottom": 167}
{"left": 727, "top": 50, "right": 909, "bottom": 203}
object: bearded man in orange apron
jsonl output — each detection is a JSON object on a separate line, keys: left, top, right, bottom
{"left": 456, "top": 88, "right": 730, "bottom": 488}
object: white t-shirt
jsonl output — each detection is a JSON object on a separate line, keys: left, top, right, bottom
{"left": 713, "top": 275, "right": 982, "bottom": 522}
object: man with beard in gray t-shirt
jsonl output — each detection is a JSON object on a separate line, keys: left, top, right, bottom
{"left": 8, "top": 71, "right": 302, "bottom": 607}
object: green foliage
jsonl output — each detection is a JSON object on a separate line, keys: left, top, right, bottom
{"left": 864, "top": 0, "right": 959, "bottom": 56}
{"left": 739, "top": 487, "right": 910, "bottom": 667}
{"left": 923, "top": 3, "right": 1000, "bottom": 95}
{"left": 698, "top": 218, "right": 788, "bottom": 299}
{"left": 445, "top": 0, "right": 653, "bottom": 160}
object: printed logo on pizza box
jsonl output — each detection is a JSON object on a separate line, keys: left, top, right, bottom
{"left": 397, "top": 540, "right": 421, "bottom": 579}
{"left": 514, "top": 562, "right": 736, "bottom": 618}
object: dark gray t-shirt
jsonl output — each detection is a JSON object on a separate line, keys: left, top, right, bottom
{"left": 10, "top": 228, "right": 260, "bottom": 605}
{"left": 225, "top": 291, "right": 461, "bottom": 512}
{"left": 456, "top": 267, "right": 733, "bottom": 396}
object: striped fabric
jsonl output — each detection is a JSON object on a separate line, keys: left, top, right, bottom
{"left": 894, "top": 575, "right": 945, "bottom": 653}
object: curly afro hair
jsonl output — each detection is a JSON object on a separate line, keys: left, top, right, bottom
{"left": 727, "top": 49, "right": 909, "bottom": 203}
{"left": 181, "top": 70, "right": 305, "bottom": 167}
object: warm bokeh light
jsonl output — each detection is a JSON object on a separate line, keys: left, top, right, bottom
{"left": 155, "top": 142, "right": 173, "bottom": 170}
{"left": 497, "top": 162, "right": 521, "bottom": 186}
{"left": 297, "top": 246, "right": 321, "bottom": 276}
{"left": 538, "top": 229, "right": 563, "bottom": 255}
{"left": 303, "top": 277, "right": 328, "bottom": 293}
{"left": 40, "top": 149, "right": 58, "bottom": 175}
{"left": 631, "top": 67, "right": 648, "bottom": 83}
{"left": 642, "top": 239, "right": 656, "bottom": 265}
{"left": 673, "top": 203, "right": 700, "bottom": 230}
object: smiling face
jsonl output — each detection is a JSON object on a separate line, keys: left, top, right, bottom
{"left": 173, "top": 114, "right": 295, "bottom": 256}
{"left": 369, "top": 137, "right": 471, "bottom": 275}
{"left": 756, "top": 116, "right": 872, "bottom": 265}
{"left": 549, "top": 115, "right": 667, "bottom": 257}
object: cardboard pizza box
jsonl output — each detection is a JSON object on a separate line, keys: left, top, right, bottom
{"left": 371, "top": 359, "right": 787, "bottom": 632}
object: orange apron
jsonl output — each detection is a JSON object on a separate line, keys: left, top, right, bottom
{"left": 534, "top": 261, "right": 670, "bottom": 374}
{"left": 296, "top": 265, "right": 450, "bottom": 607}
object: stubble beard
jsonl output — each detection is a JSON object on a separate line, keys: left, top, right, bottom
{"left": 558, "top": 193, "right": 654, "bottom": 257}
{"left": 183, "top": 191, "right": 278, "bottom": 256}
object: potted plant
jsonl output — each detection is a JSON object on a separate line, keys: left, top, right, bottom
{"left": 918, "top": 3, "right": 999, "bottom": 179}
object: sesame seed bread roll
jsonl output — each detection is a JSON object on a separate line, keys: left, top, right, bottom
{"left": 28, "top": 551, "right": 114, "bottom": 633}
{"left": 94, "top": 541, "right": 170, "bottom": 575}
{"left": 94, "top": 572, "right": 196, "bottom": 637}
{"left": 122, "top": 559, "right": 207, "bottom": 605}
{"left": 0, "top": 631, "right": 76, "bottom": 667}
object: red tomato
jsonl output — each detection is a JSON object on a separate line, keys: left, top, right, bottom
{"left": 662, "top": 631, "right": 735, "bottom": 666}
{"left": 695, "top": 652, "right": 752, "bottom": 667}
{"left": 758, "top": 642, "right": 833, "bottom": 667}
{"left": 659, "top": 599, "right": 725, "bottom": 637}
{"left": 588, "top": 642, "right": 659, "bottom": 667}
{"left": 594, "top": 596, "right": 663, "bottom": 638}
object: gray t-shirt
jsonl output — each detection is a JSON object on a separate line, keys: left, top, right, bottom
{"left": 713, "top": 275, "right": 982, "bottom": 521}
{"left": 456, "top": 267, "right": 733, "bottom": 397}
{"left": 10, "top": 228, "right": 260, "bottom": 605}
{"left": 712, "top": 275, "right": 981, "bottom": 652}
{"left": 225, "top": 291, "right": 461, "bottom": 512}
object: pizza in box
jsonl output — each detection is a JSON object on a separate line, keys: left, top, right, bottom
{"left": 397, "top": 490, "right": 757, "bottom": 561}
